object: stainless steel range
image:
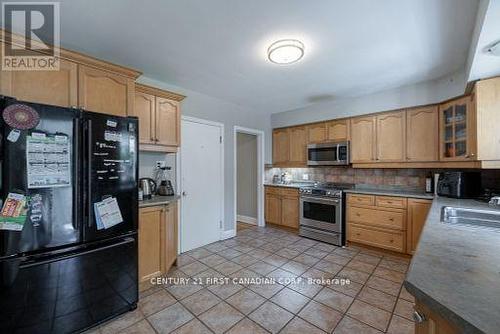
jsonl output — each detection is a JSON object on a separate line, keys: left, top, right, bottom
{"left": 299, "top": 183, "right": 353, "bottom": 246}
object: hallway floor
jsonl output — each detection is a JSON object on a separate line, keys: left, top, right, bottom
{"left": 90, "top": 225, "right": 415, "bottom": 334}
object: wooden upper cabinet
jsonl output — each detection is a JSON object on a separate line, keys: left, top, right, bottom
{"left": 289, "top": 126, "right": 307, "bottom": 165}
{"left": 407, "top": 199, "right": 432, "bottom": 254}
{"left": 134, "top": 91, "right": 156, "bottom": 145}
{"left": 326, "top": 119, "right": 350, "bottom": 141}
{"left": 376, "top": 111, "right": 406, "bottom": 162}
{"left": 406, "top": 106, "right": 439, "bottom": 162}
{"left": 439, "top": 96, "right": 476, "bottom": 161}
{"left": 273, "top": 129, "right": 290, "bottom": 165}
{"left": 78, "top": 65, "right": 134, "bottom": 117}
{"left": 0, "top": 58, "right": 78, "bottom": 107}
{"left": 350, "top": 116, "right": 376, "bottom": 163}
{"left": 307, "top": 123, "right": 327, "bottom": 143}
{"left": 156, "top": 97, "right": 180, "bottom": 147}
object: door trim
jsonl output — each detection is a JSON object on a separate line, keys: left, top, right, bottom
{"left": 233, "top": 126, "right": 265, "bottom": 231}
{"left": 178, "top": 116, "right": 225, "bottom": 251}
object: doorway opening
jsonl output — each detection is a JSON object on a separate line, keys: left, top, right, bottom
{"left": 233, "top": 126, "right": 265, "bottom": 234}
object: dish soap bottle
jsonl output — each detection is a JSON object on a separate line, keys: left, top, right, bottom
{"left": 425, "top": 172, "right": 434, "bottom": 193}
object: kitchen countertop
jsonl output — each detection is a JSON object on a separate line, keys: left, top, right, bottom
{"left": 405, "top": 197, "right": 500, "bottom": 333}
{"left": 264, "top": 182, "right": 434, "bottom": 199}
{"left": 344, "top": 188, "right": 434, "bottom": 199}
{"left": 138, "top": 195, "right": 180, "bottom": 208}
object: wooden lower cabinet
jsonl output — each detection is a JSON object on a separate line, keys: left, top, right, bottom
{"left": 138, "top": 203, "right": 178, "bottom": 290}
{"left": 347, "top": 194, "right": 404, "bottom": 253}
{"left": 407, "top": 199, "right": 432, "bottom": 254}
{"left": 414, "top": 299, "right": 459, "bottom": 334}
{"left": 265, "top": 186, "right": 299, "bottom": 228}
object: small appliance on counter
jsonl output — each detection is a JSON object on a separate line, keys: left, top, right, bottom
{"left": 155, "top": 165, "right": 175, "bottom": 196}
{"left": 158, "top": 180, "right": 174, "bottom": 196}
{"left": 139, "top": 178, "right": 156, "bottom": 199}
{"left": 436, "top": 171, "right": 481, "bottom": 198}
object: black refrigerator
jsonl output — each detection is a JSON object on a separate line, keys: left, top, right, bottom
{"left": 0, "top": 97, "right": 139, "bottom": 334}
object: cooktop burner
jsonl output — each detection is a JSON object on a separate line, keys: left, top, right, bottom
{"left": 299, "top": 183, "right": 354, "bottom": 198}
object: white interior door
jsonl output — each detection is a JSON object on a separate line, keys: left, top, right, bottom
{"left": 180, "top": 118, "right": 223, "bottom": 252}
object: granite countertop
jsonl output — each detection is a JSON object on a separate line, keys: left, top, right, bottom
{"left": 264, "top": 182, "right": 433, "bottom": 199}
{"left": 138, "top": 195, "right": 180, "bottom": 208}
{"left": 405, "top": 197, "right": 500, "bottom": 333}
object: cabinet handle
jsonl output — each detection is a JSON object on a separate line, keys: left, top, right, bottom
{"left": 389, "top": 239, "right": 394, "bottom": 243}
{"left": 413, "top": 311, "right": 426, "bottom": 323}
{"left": 389, "top": 218, "right": 394, "bottom": 221}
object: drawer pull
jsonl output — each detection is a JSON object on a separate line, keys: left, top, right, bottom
{"left": 387, "top": 201, "right": 393, "bottom": 204}
{"left": 356, "top": 213, "right": 361, "bottom": 217}
{"left": 389, "top": 239, "right": 394, "bottom": 243}
{"left": 389, "top": 218, "right": 394, "bottom": 221}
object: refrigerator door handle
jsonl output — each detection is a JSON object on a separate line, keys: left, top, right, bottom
{"left": 73, "top": 118, "right": 80, "bottom": 231}
{"left": 19, "top": 237, "right": 135, "bottom": 268}
{"left": 85, "top": 119, "right": 93, "bottom": 228}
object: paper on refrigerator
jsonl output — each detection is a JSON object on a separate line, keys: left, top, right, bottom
{"left": 94, "top": 197, "right": 123, "bottom": 230}
{"left": 26, "top": 133, "right": 71, "bottom": 189}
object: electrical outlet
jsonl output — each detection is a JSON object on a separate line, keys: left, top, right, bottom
{"left": 156, "top": 161, "right": 167, "bottom": 169}
{"left": 302, "top": 173, "right": 309, "bottom": 180}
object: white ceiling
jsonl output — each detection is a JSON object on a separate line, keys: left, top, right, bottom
{"left": 468, "top": 0, "right": 500, "bottom": 81}
{"left": 25, "top": 0, "right": 481, "bottom": 112}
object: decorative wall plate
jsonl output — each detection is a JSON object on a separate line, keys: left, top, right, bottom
{"left": 2, "top": 104, "right": 40, "bottom": 130}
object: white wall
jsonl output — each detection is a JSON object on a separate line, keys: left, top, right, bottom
{"left": 271, "top": 70, "right": 467, "bottom": 128}
{"left": 237, "top": 133, "right": 257, "bottom": 220}
{"left": 139, "top": 152, "right": 177, "bottom": 191}
{"left": 138, "top": 76, "right": 271, "bottom": 231}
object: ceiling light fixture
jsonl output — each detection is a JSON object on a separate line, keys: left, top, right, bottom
{"left": 487, "top": 40, "right": 500, "bottom": 56}
{"left": 267, "top": 39, "right": 305, "bottom": 64}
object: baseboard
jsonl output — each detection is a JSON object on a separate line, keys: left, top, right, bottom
{"left": 236, "top": 215, "right": 257, "bottom": 225}
{"left": 220, "top": 229, "right": 236, "bottom": 240}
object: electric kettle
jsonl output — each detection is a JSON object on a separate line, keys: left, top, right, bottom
{"left": 139, "top": 178, "right": 156, "bottom": 199}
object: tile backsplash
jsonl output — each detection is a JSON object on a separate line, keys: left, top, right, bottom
{"left": 266, "top": 167, "right": 500, "bottom": 193}
{"left": 266, "top": 167, "right": 428, "bottom": 188}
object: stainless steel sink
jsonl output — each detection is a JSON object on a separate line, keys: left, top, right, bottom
{"left": 441, "top": 206, "right": 500, "bottom": 230}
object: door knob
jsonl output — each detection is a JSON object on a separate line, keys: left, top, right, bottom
{"left": 182, "top": 191, "right": 187, "bottom": 196}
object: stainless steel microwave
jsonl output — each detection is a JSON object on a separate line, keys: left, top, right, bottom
{"left": 307, "top": 141, "right": 350, "bottom": 166}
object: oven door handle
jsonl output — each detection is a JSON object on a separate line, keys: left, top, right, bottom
{"left": 300, "top": 196, "right": 340, "bottom": 205}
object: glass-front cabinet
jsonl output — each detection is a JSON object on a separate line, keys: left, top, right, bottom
{"left": 439, "top": 96, "right": 476, "bottom": 161}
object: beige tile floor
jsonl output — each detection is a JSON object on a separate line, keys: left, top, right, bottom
{"left": 88, "top": 225, "right": 415, "bottom": 334}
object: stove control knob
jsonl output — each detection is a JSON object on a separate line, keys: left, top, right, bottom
{"left": 326, "top": 191, "right": 332, "bottom": 196}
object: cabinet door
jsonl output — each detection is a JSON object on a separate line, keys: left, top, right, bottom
{"left": 265, "top": 193, "right": 282, "bottom": 225}
{"left": 281, "top": 196, "right": 299, "bottom": 228}
{"left": 165, "top": 203, "right": 178, "bottom": 270}
{"left": 350, "top": 116, "right": 376, "bottom": 163}
{"left": 307, "top": 123, "right": 327, "bottom": 143}
{"left": 406, "top": 199, "right": 432, "bottom": 254}
{"left": 138, "top": 206, "right": 165, "bottom": 283}
{"left": 406, "top": 106, "right": 439, "bottom": 162}
{"left": 376, "top": 111, "right": 406, "bottom": 162}
{"left": 439, "top": 96, "right": 476, "bottom": 161}
{"left": 273, "top": 129, "right": 290, "bottom": 165}
{"left": 78, "top": 65, "right": 133, "bottom": 116}
{"left": 134, "top": 91, "right": 156, "bottom": 144}
{"left": 0, "top": 57, "right": 78, "bottom": 107}
{"left": 326, "top": 119, "right": 350, "bottom": 141}
{"left": 289, "top": 126, "right": 307, "bottom": 164}
{"left": 156, "top": 97, "right": 180, "bottom": 147}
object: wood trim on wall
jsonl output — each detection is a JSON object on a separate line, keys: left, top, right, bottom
{"left": 136, "top": 83, "right": 186, "bottom": 102}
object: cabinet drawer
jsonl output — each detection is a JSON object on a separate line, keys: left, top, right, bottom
{"left": 281, "top": 188, "right": 299, "bottom": 198}
{"left": 348, "top": 206, "right": 405, "bottom": 230}
{"left": 349, "top": 224, "right": 405, "bottom": 252}
{"left": 265, "top": 186, "right": 281, "bottom": 195}
{"left": 347, "top": 194, "right": 375, "bottom": 206}
{"left": 376, "top": 196, "right": 407, "bottom": 209}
